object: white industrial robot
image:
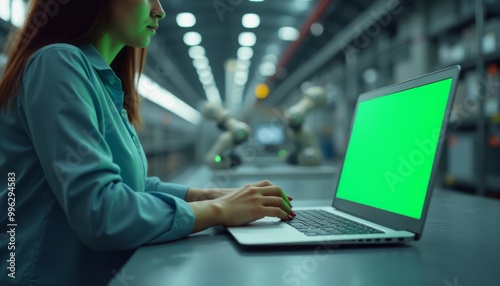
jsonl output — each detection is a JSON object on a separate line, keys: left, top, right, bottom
{"left": 283, "top": 86, "right": 327, "bottom": 166}
{"left": 202, "top": 101, "right": 251, "bottom": 169}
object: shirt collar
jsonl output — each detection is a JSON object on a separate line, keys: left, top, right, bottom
{"left": 78, "top": 42, "right": 111, "bottom": 72}
{"left": 77, "top": 43, "right": 124, "bottom": 109}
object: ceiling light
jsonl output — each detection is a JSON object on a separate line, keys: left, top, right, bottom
{"left": 235, "top": 70, "right": 248, "bottom": 80}
{"left": 193, "top": 57, "right": 209, "bottom": 70}
{"left": 204, "top": 86, "right": 222, "bottom": 103}
{"left": 278, "top": 27, "right": 299, "bottom": 41}
{"left": 262, "top": 54, "right": 277, "bottom": 64}
{"left": 0, "top": 0, "right": 10, "bottom": 21}
{"left": 238, "top": 32, "right": 257, "bottom": 47}
{"left": 249, "top": 0, "right": 264, "bottom": 2}
{"left": 176, "top": 13, "right": 196, "bottom": 28}
{"left": 260, "top": 62, "right": 276, "bottom": 76}
{"left": 205, "top": 86, "right": 218, "bottom": 93}
{"left": 242, "top": 14, "right": 260, "bottom": 28}
{"left": 199, "top": 74, "right": 214, "bottom": 85}
{"left": 202, "top": 82, "right": 216, "bottom": 90}
{"left": 188, "top": 46, "right": 206, "bottom": 59}
{"left": 294, "top": 0, "right": 310, "bottom": 11}
{"left": 310, "top": 23, "right": 324, "bottom": 36}
{"left": 138, "top": 75, "right": 201, "bottom": 125}
{"left": 0, "top": 54, "right": 7, "bottom": 67}
{"left": 236, "top": 59, "right": 251, "bottom": 70}
{"left": 198, "top": 69, "right": 212, "bottom": 78}
{"left": 183, "top": 32, "right": 202, "bottom": 46}
{"left": 234, "top": 75, "right": 248, "bottom": 86}
{"left": 237, "top": 47, "right": 254, "bottom": 61}
{"left": 11, "top": 0, "right": 26, "bottom": 27}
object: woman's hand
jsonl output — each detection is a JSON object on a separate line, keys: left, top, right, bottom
{"left": 213, "top": 180, "right": 295, "bottom": 226}
{"left": 186, "top": 181, "right": 293, "bottom": 202}
{"left": 188, "top": 180, "right": 294, "bottom": 233}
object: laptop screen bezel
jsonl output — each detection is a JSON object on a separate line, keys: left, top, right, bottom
{"left": 332, "top": 65, "right": 461, "bottom": 240}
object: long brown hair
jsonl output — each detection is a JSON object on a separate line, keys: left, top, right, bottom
{"left": 0, "top": 0, "right": 146, "bottom": 129}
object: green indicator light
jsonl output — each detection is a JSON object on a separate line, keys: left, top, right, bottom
{"left": 278, "top": 150, "right": 287, "bottom": 158}
{"left": 214, "top": 155, "right": 222, "bottom": 163}
{"left": 237, "top": 131, "right": 245, "bottom": 139}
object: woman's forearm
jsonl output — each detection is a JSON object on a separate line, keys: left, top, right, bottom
{"left": 185, "top": 187, "right": 236, "bottom": 202}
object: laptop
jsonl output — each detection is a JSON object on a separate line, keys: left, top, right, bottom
{"left": 226, "top": 65, "right": 461, "bottom": 246}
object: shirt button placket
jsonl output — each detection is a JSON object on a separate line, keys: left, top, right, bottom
{"left": 108, "top": 75, "right": 116, "bottom": 85}
{"left": 132, "top": 136, "right": 146, "bottom": 181}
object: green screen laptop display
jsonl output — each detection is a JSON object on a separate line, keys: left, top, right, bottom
{"left": 336, "top": 78, "right": 453, "bottom": 220}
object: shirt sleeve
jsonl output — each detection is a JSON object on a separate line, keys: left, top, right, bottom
{"left": 18, "top": 46, "right": 195, "bottom": 250}
{"left": 145, "top": 176, "right": 189, "bottom": 200}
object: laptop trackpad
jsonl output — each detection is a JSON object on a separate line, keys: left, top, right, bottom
{"left": 248, "top": 217, "right": 285, "bottom": 228}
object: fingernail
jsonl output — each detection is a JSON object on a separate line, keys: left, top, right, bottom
{"left": 291, "top": 212, "right": 296, "bottom": 217}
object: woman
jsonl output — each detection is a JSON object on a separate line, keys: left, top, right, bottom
{"left": 0, "top": 0, "right": 294, "bottom": 285}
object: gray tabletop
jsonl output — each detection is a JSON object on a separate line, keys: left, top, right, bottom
{"left": 109, "top": 166, "right": 500, "bottom": 286}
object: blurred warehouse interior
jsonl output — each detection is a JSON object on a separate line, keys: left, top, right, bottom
{"left": 1, "top": 0, "right": 500, "bottom": 198}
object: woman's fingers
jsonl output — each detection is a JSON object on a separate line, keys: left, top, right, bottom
{"left": 260, "top": 196, "right": 293, "bottom": 214}
{"left": 255, "top": 186, "right": 293, "bottom": 208}
{"left": 250, "top": 179, "right": 275, "bottom": 187}
{"left": 254, "top": 185, "right": 282, "bottom": 196}
{"left": 259, "top": 206, "right": 289, "bottom": 221}
{"left": 248, "top": 180, "right": 293, "bottom": 202}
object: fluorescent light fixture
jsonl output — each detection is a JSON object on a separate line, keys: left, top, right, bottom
{"left": 11, "top": 0, "right": 26, "bottom": 28}
{"left": 242, "top": 14, "right": 260, "bottom": 28}
{"left": 310, "top": 23, "right": 324, "bottom": 36}
{"left": 238, "top": 32, "right": 256, "bottom": 47}
{"left": 294, "top": 0, "right": 311, "bottom": 11}
{"left": 197, "top": 69, "right": 212, "bottom": 78}
{"left": 262, "top": 54, "right": 277, "bottom": 64}
{"left": 176, "top": 12, "right": 196, "bottom": 28}
{"left": 199, "top": 72, "right": 214, "bottom": 81}
{"left": 260, "top": 62, "right": 276, "bottom": 76}
{"left": 236, "top": 59, "right": 251, "bottom": 70}
{"left": 183, "top": 32, "right": 202, "bottom": 46}
{"left": 237, "top": 47, "right": 253, "bottom": 60}
{"left": 0, "top": 53, "right": 7, "bottom": 67}
{"left": 138, "top": 75, "right": 201, "bottom": 125}
{"left": 249, "top": 0, "right": 264, "bottom": 2}
{"left": 204, "top": 86, "right": 222, "bottom": 103}
{"left": 193, "top": 57, "right": 209, "bottom": 70}
{"left": 199, "top": 74, "right": 214, "bottom": 85}
{"left": 278, "top": 27, "right": 299, "bottom": 41}
{"left": 0, "top": 0, "right": 10, "bottom": 22}
{"left": 234, "top": 75, "right": 248, "bottom": 86}
{"left": 235, "top": 70, "right": 248, "bottom": 80}
{"left": 188, "top": 46, "right": 206, "bottom": 59}
{"left": 194, "top": 62, "right": 209, "bottom": 71}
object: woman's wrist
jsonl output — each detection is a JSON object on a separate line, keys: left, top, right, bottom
{"left": 188, "top": 199, "right": 225, "bottom": 233}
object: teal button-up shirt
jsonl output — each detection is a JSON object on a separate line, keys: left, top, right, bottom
{"left": 0, "top": 43, "right": 195, "bottom": 285}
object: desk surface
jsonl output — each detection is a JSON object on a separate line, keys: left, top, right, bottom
{"left": 109, "top": 167, "right": 500, "bottom": 286}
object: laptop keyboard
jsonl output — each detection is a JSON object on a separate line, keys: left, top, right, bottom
{"left": 286, "top": 209, "right": 385, "bottom": 236}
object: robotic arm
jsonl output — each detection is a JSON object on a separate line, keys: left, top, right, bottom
{"left": 283, "top": 86, "right": 327, "bottom": 166}
{"left": 202, "top": 101, "right": 251, "bottom": 169}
